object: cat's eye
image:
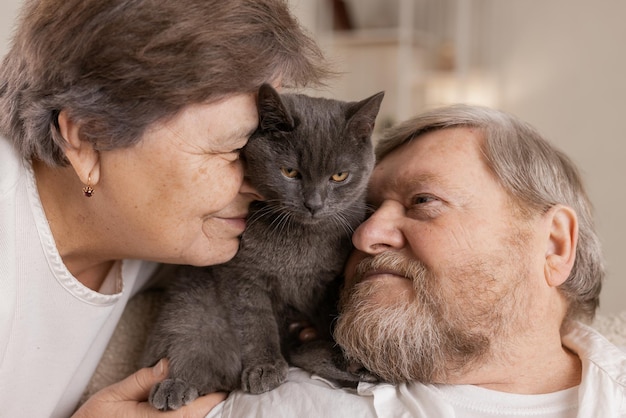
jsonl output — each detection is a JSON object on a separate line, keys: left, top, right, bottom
{"left": 281, "top": 167, "right": 300, "bottom": 179}
{"left": 331, "top": 172, "right": 349, "bottom": 182}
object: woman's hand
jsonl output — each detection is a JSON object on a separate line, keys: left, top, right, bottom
{"left": 73, "top": 359, "right": 226, "bottom": 417}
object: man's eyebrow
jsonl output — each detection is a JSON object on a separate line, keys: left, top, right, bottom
{"left": 370, "top": 173, "right": 440, "bottom": 202}
{"left": 394, "top": 173, "right": 446, "bottom": 191}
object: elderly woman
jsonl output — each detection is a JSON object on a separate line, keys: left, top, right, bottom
{"left": 0, "top": 0, "right": 328, "bottom": 416}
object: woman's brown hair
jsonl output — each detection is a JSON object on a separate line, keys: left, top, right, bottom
{"left": 0, "top": 0, "right": 330, "bottom": 166}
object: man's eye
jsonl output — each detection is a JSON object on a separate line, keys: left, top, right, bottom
{"left": 412, "top": 194, "right": 435, "bottom": 205}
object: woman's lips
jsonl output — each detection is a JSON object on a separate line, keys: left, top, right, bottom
{"left": 220, "top": 215, "right": 247, "bottom": 233}
{"left": 205, "top": 212, "right": 248, "bottom": 236}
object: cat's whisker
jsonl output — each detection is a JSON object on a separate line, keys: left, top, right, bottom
{"left": 269, "top": 211, "right": 286, "bottom": 234}
{"left": 247, "top": 201, "right": 284, "bottom": 228}
{"left": 364, "top": 202, "right": 378, "bottom": 216}
{"left": 331, "top": 213, "right": 357, "bottom": 238}
{"left": 269, "top": 210, "right": 292, "bottom": 235}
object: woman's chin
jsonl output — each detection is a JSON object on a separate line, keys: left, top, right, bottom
{"left": 185, "top": 241, "right": 240, "bottom": 267}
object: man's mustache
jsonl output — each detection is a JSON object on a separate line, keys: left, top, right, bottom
{"left": 354, "top": 251, "right": 427, "bottom": 285}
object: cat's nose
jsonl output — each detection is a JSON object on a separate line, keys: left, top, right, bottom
{"left": 304, "top": 194, "right": 323, "bottom": 215}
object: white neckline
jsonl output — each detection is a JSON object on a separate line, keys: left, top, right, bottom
{"left": 24, "top": 159, "right": 123, "bottom": 306}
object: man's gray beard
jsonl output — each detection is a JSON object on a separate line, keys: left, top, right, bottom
{"left": 333, "top": 251, "right": 491, "bottom": 384}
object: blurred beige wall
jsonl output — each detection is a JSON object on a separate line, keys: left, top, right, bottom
{"left": 481, "top": 0, "right": 626, "bottom": 315}
{"left": 2, "top": 0, "right": 623, "bottom": 314}
{"left": 0, "top": 0, "right": 19, "bottom": 57}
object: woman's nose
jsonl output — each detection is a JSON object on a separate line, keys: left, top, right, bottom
{"left": 240, "top": 177, "right": 264, "bottom": 201}
{"left": 352, "top": 200, "right": 405, "bottom": 254}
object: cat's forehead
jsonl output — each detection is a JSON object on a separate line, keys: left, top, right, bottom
{"left": 284, "top": 94, "right": 345, "bottom": 122}
{"left": 247, "top": 90, "right": 376, "bottom": 174}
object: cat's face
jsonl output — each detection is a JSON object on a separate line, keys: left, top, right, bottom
{"left": 243, "top": 85, "right": 383, "bottom": 226}
{"left": 245, "top": 127, "right": 373, "bottom": 224}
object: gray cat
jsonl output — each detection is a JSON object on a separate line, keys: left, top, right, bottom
{"left": 141, "top": 84, "right": 384, "bottom": 411}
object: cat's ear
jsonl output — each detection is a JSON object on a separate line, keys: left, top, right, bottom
{"left": 345, "top": 91, "right": 385, "bottom": 142}
{"left": 257, "top": 84, "right": 295, "bottom": 133}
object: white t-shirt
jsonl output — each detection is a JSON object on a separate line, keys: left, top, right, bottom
{"left": 208, "top": 323, "right": 626, "bottom": 418}
{"left": 0, "top": 136, "right": 158, "bottom": 417}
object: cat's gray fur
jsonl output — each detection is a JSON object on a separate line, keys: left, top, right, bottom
{"left": 141, "top": 84, "right": 384, "bottom": 411}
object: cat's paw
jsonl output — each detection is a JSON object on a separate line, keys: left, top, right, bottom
{"left": 149, "top": 378, "right": 199, "bottom": 411}
{"left": 241, "top": 358, "right": 289, "bottom": 394}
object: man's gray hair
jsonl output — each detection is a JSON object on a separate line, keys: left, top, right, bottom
{"left": 376, "top": 104, "right": 604, "bottom": 322}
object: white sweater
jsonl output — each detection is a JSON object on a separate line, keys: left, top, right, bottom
{"left": 0, "top": 136, "right": 157, "bottom": 417}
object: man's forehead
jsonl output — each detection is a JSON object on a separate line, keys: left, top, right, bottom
{"left": 370, "top": 128, "right": 489, "bottom": 195}
{"left": 370, "top": 162, "right": 456, "bottom": 198}
{"left": 380, "top": 128, "right": 479, "bottom": 168}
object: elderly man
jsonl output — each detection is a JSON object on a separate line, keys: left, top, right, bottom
{"left": 207, "top": 104, "right": 625, "bottom": 417}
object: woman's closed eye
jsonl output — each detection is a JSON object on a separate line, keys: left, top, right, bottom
{"left": 221, "top": 148, "right": 242, "bottom": 162}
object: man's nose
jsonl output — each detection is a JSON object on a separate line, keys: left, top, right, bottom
{"left": 352, "top": 200, "right": 405, "bottom": 254}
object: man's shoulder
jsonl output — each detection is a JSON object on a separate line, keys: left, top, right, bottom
{"left": 591, "top": 311, "right": 626, "bottom": 351}
{"left": 563, "top": 320, "right": 626, "bottom": 386}
{"left": 563, "top": 321, "right": 626, "bottom": 416}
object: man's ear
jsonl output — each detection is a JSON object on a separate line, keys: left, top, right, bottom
{"left": 58, "top": 110, "right": 100, "bottom": 185}
{"left": 544, "top": 205, "right": 578, "bottom": 287}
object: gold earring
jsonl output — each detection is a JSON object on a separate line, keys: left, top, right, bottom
{"left": 82, "top": 176, "right": 94, "bottom": 197}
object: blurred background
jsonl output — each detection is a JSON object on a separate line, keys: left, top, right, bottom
{"left": 1, "top": 0, "right": 623, "bottom": 315}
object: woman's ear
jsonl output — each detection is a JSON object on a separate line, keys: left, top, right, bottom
{"left": 544, "top": 205, "right": 578, "bottom": 287}
{"left": 58, "top": 110, "right": 100, "bottom": 185}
